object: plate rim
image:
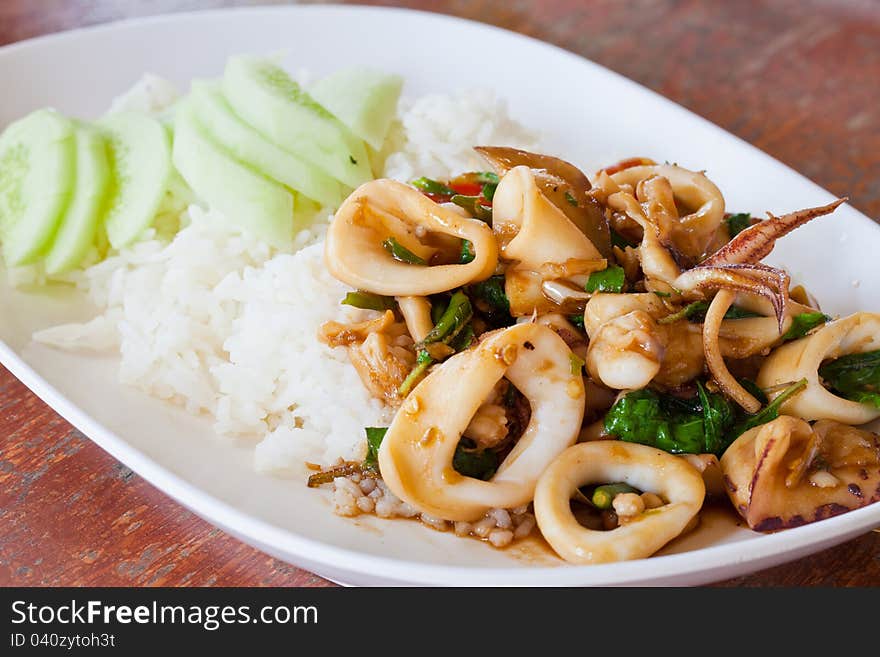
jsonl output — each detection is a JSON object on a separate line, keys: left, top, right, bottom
{"left": 1, "top": 3, "right": 878, "bottom": 586}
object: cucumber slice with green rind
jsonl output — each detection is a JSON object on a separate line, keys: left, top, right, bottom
{"left": 222, "top": 56, "right": 372, "bottom": 189}
{"left": 190, "top": 81, "right": 343, "bottom": 208}
{"left": 44, "top": 124, "right": 111, "bottom": 275}
{"left": 98, "top": 111, "right": 172, "bottom": 248}
{"left": 309, "top": 69, "right": 403, "bottom": 151}
{"left": 0, "top": 109, "right": 76, "bottom": 266}
{"left": 172, "top": 103, "right": 295, "bottom": 248}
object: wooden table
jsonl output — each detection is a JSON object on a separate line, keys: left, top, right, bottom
{"left": 1, "top": 0, "right": 878, "bottom": 587}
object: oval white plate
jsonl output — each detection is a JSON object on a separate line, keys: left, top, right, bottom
{"left": 1, "top": 5, "right": 878, "bottom": 586}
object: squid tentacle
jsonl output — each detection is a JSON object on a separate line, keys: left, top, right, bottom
{"left": 702, "top": 198, "right": 846, "bottom": 267}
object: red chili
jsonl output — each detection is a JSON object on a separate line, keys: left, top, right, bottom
{"left": 447, "top": 181, "right": 484, "bottom": 197}
{"left": 599, "top": 157, "right": 655, "bottom": 175}
{"left": 422, "top": 191, "right": 454, "bottom": 203}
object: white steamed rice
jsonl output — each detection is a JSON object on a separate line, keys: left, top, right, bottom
{"left": 31, "top": 78, "right": 540, "bottom": 475}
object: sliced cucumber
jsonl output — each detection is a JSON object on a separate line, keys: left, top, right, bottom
{"left": 309, "top": 69, "right": 402, "bottom": 151}
{"left": 222, "top": 55, "right": 372, "bottom": 188}
{"left": 44, "top": 125, "right": 111, "bottom": 274}
{"left": 173, "top": 103, "right": 295, "bottom": 248}
{"left": 190, "top": 81, "right": 343, "bottom": 208}
{"left": 98, "top": 111, "right": 172, "bottom": 249}
{"left": 0, "top": 109, "right": 76, "bottom": 266}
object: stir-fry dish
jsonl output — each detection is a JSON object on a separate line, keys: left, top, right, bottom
{"left": 309, "top": 147, "right": 880, "bottom": 564}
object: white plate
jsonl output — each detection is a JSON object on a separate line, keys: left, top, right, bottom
{"left": 1, "top": 5, "right": 878, "bottom": 586}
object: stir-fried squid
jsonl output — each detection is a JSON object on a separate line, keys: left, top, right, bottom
{"left": 608, "top": 164, "right": 725, "bottom": 261}
{"left": 492, "top": 165, "right": 605, "bottom": 316}
{"left": 325, "top": 178, "right": 498, "bottom": 296}
{"left": 311, "top": 146, "right": 879, "bottom": 565}
{"left": 721, "top": 416, "right": 880, "bottom": 530}
{"left": 378, "top": 323, "right": 584, "bottom": 521}
{"left": 534, "top": 442, "right": 705, "bottom": 563}
{"left": 757, "top": 312, "right": 880, "bottom": 424}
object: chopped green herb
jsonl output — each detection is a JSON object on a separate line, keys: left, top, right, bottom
{"left": 453, "top": 437, "right": 497, "bottom": 480}
{"left": 569, "top": 313, "right": 586, "bottom": 331}
{"left": 420, "top": 291, "right": 473, "bottom": 347}
{"left": 782, "top": 312, "right": 830, "bottom": 341}
{"left": 474, "top": 171, "right": 499, "bottom": 184}
{"left": 398, "top": 349, "right": 433, "bottom": 397}
{"left": 308, "top": 425, "right": 389, "bottom": 486}
{"left": 430, "top": 297, "right": 446, "bottom": 325}
{"left": 591, "top": 483, "right": 639, "bottom": 510}
{"left": 725, "top": 213, "right": 752, "bottom": 238}
{"left": 653, "top": 290, "right": 672, "bottom": 298}
{"left": 363, "top": 427, "right": 389, "bottom": 473}
{"left": 450, "top": 194, "right": 492, "bottom": 222}
{"left": 461, "top": 171, "right": 500, "bottom": 201}
{"left": 697, "top": 380, "right": 734, "bottom": 454}
{"left": 658, "top": 300, "right": 762, "bottom": 324}
{"left": 341, "top": 291, "right": 396, "bottom": 312}
{"left": 349, "top": 155, "right": 358, "bottom": 165}
{"left": 738, "top": 378, "right": 769, "bottom": 406}
{"left": 470, "top": 275, "right": 513, "bottom": 326}
{"left": 449, "top": 323, "right": 476, "bottom": 352}
{"left": 564, "top": 191, "right": 578, "bottom": 206}
{"left": 610, "top": 229, "right": 637, "bottom": 249}
{"left": 603, "top": 386, "right": 736, "bottom": 455}
{"left": 819, "top": 350, "right": 880, "bottom": 408}
{"left": 453, "top": 171, "right": 499, "bottom": 185}
{"left": 585, "top": 265, "right": 625, "bottom": 293}
{"left": 383, "top": 237, "right": 427, "bottom": 265}
{"left": 399, "top": 292, "right": 474, "bottom": 396}
{"left": 460, "top": 239, "right": 476, "bottom": 264}
{"left": 719, "top": 305, "right": 762, "bottom": 320}
{"left": 728, "top": 378, "right": 807, "bottom": 440}
{"left": 410, "top": 176, "right": 455, "bottom": 196}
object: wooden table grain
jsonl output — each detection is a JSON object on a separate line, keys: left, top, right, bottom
{"left": 1, "top": 0, "right": 878, "bottom": 587}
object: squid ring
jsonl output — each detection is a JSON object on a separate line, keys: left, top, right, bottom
{"left": 378, "top": 323, "right": 585, "bottom": 521}
{"left": 757, "top": 312, "right": 880, "bottom": 424}
{"left": 534, "top": 441, "right": 705, "bottom": 564}
{"left": 325, "top": 179, "right": 498, "bottom": 296}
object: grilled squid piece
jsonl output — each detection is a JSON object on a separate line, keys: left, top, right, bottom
{"left": 757, "top": 312, "right": 880, "bottom": 424}
{"left": 378, "top": 323, "right": 585, "bottom": 521}
{"left": 610, "top": 164, "right": 725, "bottom": 260}
{"left": 493, "top": 166, "right": 605, "bottom": 316}
{"left": 325, "top": 179, "right": 498, "bottom": 296}
{"left": 534, "top": 442, "right": 705, "bottom": 564}
{"left": 721, "top": 416, "right": 880, "bottom": 531}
